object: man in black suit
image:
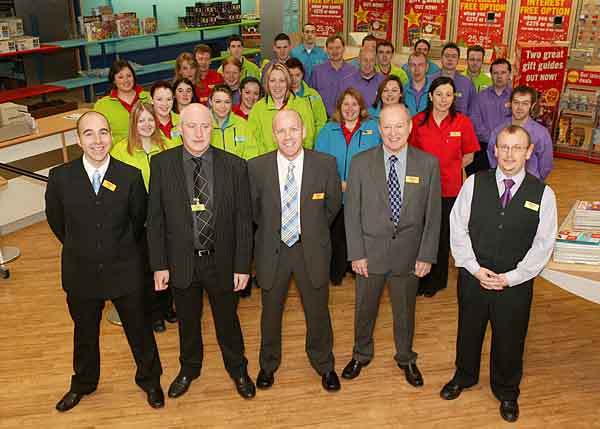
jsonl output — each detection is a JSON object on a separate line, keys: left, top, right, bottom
{"left": 248, "top": 110, "right": 343, "bottom": 392}
{"left": 147, "top": 103, "right": 255, "bottom": 399}
{"left": 45, "top": 111, "right": 163, "bottom": 412}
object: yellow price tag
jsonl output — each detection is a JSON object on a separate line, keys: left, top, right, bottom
{"left": 102, "top": 180, "right": 117, "bottom": 192}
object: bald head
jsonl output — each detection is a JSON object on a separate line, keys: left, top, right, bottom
{"left": 77, "top": 111, "right": 110, "bottom": 137}
{"left": 273, "top": 109, "right": 305, "bottom": 160}
{"left": 359, "top": 47, "right": 376, "bottom": 78}
{"left": 180, "top": 103, "right": 211, "bottom": 125}
{"left": 179, "top": 103, "right": 212, "bottom": 157}
{"left": 378, "top": 104, "right": 412, "bottom": 153}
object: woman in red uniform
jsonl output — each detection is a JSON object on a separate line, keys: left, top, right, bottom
{"left": 408, "top": 76, "right": 479, "bottom": 297}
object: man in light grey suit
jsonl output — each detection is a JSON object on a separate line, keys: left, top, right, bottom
{"left": 342, "top": 104, "right": 441, "bottom": 387}
{"left": 248, "top": 110, "right": 343, "bottom": 392}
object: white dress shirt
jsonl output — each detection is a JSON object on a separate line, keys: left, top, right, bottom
{"left": 277, "top": 149, "right": 304, "bottom": 234}
{"left": 82, "top": 154, "right": 111, "bottom": 186}
{"left": 450, "top": 168, "right": 557, "bottom": 287}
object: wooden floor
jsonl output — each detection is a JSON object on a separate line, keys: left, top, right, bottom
{"left": 1, "top": 158, "right": 600, "bottom": 428}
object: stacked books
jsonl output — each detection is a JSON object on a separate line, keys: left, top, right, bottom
{"left": 554, "top": 201, "right": 600, "bottom": 265}
{"left": 574, "top": 200, "right": 600, "bottom": 229}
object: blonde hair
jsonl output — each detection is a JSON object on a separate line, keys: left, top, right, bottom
{"left": 174, "top": 52, "right": 197, "bottom": 81}
{"left": 264, "top": 63, "right": 293, "bottom": 102}
{"left": 127, "top": 101, "right": 166, "bottom": 155}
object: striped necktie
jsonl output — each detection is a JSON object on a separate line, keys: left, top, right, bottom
{"left": 281, "top": 163, "right": 299, "bottom": 246}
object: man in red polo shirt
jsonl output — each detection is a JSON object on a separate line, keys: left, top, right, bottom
{"left": 194, "top": 44, "right": 224, "bottom": 105}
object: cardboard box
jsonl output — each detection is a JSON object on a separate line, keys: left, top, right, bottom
{"left": 0, "top": 39, "right": 16, "bottom": 53}
{"left": 0, "top": 119, "right": 32, "bottom": 142}
{"left": 0, "top": 18, "right": 24, "bottom": 37}
{"left": 12, "top": 36, "right": 39, "bottom": 51}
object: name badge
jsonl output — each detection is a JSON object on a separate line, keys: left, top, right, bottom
{"left": 191, "top": 198, "right": 206, "bottom": 212}
{"left": 524, "top": 201, "right": 540, "bottom": 212}
{"left": 102, "top": 180, "right": 117, "bottom": 192}
{"left": 456, "top": 91, "right": 463, "bottom": 98}
{"left": 312, "top": 192, "right": 325, "bottom": 200}
{"left": 362, "top": 130, "right": 373, "bottom": 135}
{"left": 234, "top": 136, "right": 246, "bottom": 142}
{"left": 450, "top": 131, "right": 462, "bottom": 137}
{"left": 406, "top": 176, "right": 420, "bottom": 184}
{"left": 172, "top": 128, "right": 180, "bottom": 138}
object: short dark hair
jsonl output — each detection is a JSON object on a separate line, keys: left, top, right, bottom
{"left": 228, "top": 34, "right": 244, "bottom": 47}
{"left": 421, "top": 76, "right": 457, "bottom": 126}
{"left": 274, "top": 33, "right": 291, "bottom": 44}
{"left": 108, "top": 59, "right": 137, "bottom": 89}
{"left": 466, "top": 45, "right": 485, "bottom": 57}
{"left": 193, "top": 43, "right": 212, "bottom": 57}
{"left": 496, "top": 125, "right": 532, "bottom": 147}
{"left": 303, "top": 22, "right": 317, "bottom": 31}
{"left": 325, "top": 34, "right": 345, "bottom": 47}
{"left": 362, "top": 34, "right": 377, "bottom": 46}
{"left": 490, "top": 58, "right": 512, "bottom": 74}
{"left": 442, "top": 42, "right": 460, "bottom": 56}
{"left": 376, "top": 40, "right": 394, "bottom": 54}
{"left": 510, "top": 85, "right": 538, "bottom": 105}
{"left": 414, "top": 39, "right": 430, "bottom": 50}
{"left": 239, "top": 76, "right": 264, "bottom": 98}
{"left": 285, "top": 57, "right": 305, "bottom": 77}
{"left": 150, "top": 80, "right": 173, "bottom": 98}
{"left": 211, "top": 84, "right": 233, "bottom": 100}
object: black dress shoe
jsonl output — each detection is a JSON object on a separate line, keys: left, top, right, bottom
{"left": 163, "top": 309, "right": 177, "bottom": 323}
{"left": 322, "top": 371, "right": 341, "bottom": 392}
{"left": 168, "top": 374, "right": 194, "bottom": 398}
{"left": 153, "top": 319, "right": 166, "bottom": 333}
{"left": 56, "top": 391, "right": 85, "bottom": 412}
{"left": 500, "top": 400, "right": 519, "bottom": 422}
{"left": 233, "top": 373, "right": 256, "bottom": 399}
{"left": 256, "top": 369, "right": 274, "bottom": 389}
{"left": 440, "top": 380, "right": 464, "bottom": 400}
{"left": 239, "top": 285, "right": 252, "bottom": 298}
{"left": 423, "top": 290, "right": 437, "bottom": 298}
{"left": 342, "top": 359, "right": 370, "bottom": 380}
{"left": 146, "top": 387, "right": 165, "bottom": 408}
{"left": 398, "top": 362, "right": 424, "bottom": 387}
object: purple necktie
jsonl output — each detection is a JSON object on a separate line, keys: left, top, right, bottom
{"left": 500, "top": 179, "right": 515, "bottom": 208}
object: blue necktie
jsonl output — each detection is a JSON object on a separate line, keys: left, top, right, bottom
{"left": 92, "top": 170, "right": 102, "bottom": 195}
{"left": 388, "top": 155, "right": 401, "bottom": 225}
{"left": 281, "top": 163, "right": 299, "bottom": 246}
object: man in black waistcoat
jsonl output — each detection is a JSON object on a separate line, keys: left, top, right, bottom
{"left": 45, "top": 111, "right": 163, "bottom": 412}
{"left": 146, "top": 103, "right": 255, "bottom": 400}
{"left": 441, "top": 125, "right": 557, "bottom": 422}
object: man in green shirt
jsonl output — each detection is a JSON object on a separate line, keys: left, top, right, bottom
{"left": 217, "top": 35, "right": 260, "bottom": 80}
{"left": 462, "top": 45, "right": 492, "bottom": 93}
{"left": 375, "top": 40, "right": 408, "bottom": 85}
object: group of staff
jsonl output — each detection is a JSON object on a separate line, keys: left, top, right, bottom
{"left": 44, "top": 25, "right": 558, "bottom": 424}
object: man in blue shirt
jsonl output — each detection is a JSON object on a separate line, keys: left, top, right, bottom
{"left": 291, "top": 23, "right": 328, "bottom": 82}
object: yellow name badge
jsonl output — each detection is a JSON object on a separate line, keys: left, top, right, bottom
{"left": 456, "top": 91, "right": 463, "bottom": 97}
{"left": 312, "top": 192, "right": 325, "bottom": 200}
{"left": 362, "top": 129, "right": 373, "bottom": 135}
{"left": 405, "top": 176, "right": 420, "bottom": 184}
{"left": 524, "top": 201, "right": 540, "bottom": 212}
{"left": 449, "top": 131, "right": 462, "bottom": 137}
{"left": 191, "top": 203, "right": 206, "bottom": 212}
{"left": 102, "top": 180, "right": 116, "bottom": 192}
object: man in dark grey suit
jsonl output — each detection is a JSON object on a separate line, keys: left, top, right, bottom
{"left": 342, "top": 104, "right": 441, "bottom": 387}
{"left": 248, "top": 110, "right": 343, "bottom": 392}
{"left": 147, "top": 103, "right": 255, "bottom": 399}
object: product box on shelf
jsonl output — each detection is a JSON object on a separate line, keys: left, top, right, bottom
{"left": 0, "top": 21, "right": 9, "bottom": 40}
{"left": 115, "top": 13, "right": 140, "bottom": 37}
{"left": 141, "top": 17, "right": 157, "bottom": 34}
{"left": 0, "top": 39, "right": 16, "bottom": 53}
{"left": 0, "top": 18, "right": 24, "bottom": 38}
{"left": 179, "top": 1, "right": 241, "bottom": 28}
{"left": 12, "top": 36, "right": 40, "bottom": 51}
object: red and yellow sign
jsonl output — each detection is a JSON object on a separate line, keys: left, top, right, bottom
{"left": 516, "top": 0, "right": 572, "bottom": 43}
{"left": 403, "top": 0, "right": 449, "bottom": 45}
{"left": 307, "top": 0, "right": 344, "bottom": 38}
{"left": 566, "top": 69, "right": 600, "bottom": 87}
{"left": 456, "top": 0, "right": 508, "bottom": 49}
{"left": 353, "top": 0, "right": 394, "bottom": 41}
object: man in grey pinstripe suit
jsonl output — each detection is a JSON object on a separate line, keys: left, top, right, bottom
{"left": 147, "top": 104, "right": 256, "bottom": 400}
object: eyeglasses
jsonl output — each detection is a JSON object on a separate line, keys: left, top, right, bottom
{"left": 497, "top": 145, "right": 528, "bottom": 154}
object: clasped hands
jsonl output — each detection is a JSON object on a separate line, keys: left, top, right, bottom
{"left": 474, "top": 267, "right": 509, "bottom": 290}
{"left": 154, "top": 270, "right": 250, "bottom": 291}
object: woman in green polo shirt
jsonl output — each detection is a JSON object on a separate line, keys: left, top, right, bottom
{"left": 150, "top": 80, "right": 183, "bottom": 148}
{"left": 110, "top": 101, "right": 176, "bottom": 332}
{"left": 94, "top": 59, "right": 151, "bottom": 144}
{"left": 248, "top": 63, "right": 315, "bottom": 155}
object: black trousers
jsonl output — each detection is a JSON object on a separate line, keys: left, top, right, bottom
{"left": 330, "top": 206, "right": 348, "bottom": 284}
{"left": 66, "top": 289, "right": 162, "bottom": 394}
{"left": 451, "top": 268, "right": 533, "bottom": 401}
{"left": 465, "top": 142, "right": 490, "bottom": 177}
{"left": 419, "top": 196, "right": 456, "bottom": 294}
{"left": 141, "top": 235, "right": 174, "bottom": 323}
{"left": 171, "top": 254, "right": 247, "bottom": 379}
{"left": 260, "top": 240, "right": 335, "bottom": 375}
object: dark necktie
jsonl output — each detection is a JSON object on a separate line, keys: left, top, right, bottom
{"left": 388, "top": 155, "right": 402, "bottom": 225}
{"left": 500, "top": 178, "right": 515, "bottom": 208}
{"left": 192, "top": 157, "right": 214, "bottom": 248}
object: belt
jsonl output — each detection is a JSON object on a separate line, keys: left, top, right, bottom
{"left": 194, "top": 249, "right": 214, "bottom": 256}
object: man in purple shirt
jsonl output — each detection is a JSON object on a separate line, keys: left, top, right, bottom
{"left": 430, "top": 43, "right": 476, "bottom": 115}
{"left": 341, "top": 48, "right": 385, "bottom": 108}
{"left": 487, "top": 85, "right": 554, "bottom": 181}
{"left": 467, "top": 58, "right": 513, "bottom": 176}
{"left": 309, "top": 35, "right": 356, "bottom": 117}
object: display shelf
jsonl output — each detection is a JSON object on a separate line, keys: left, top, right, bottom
{"left": 0, "top": 84, "right": 65, "bottom": 103}
{"left": 0, "top": 44, "right": 61, "bottom": 58}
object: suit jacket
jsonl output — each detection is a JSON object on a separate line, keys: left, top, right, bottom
{"left": 248, "top": 149, "right": 342, "bottom": 290}
{"left": 345, "top": 145, "right": 441, "bottom": 275}
{"left": 45, "top": 157, "right": 147, "bottom": 299}
{"left": 146, "top": 145, "right": 252, "bottom": 289}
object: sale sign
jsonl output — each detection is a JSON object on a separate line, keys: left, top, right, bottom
{"left": 517, "top": 0, "right": 572, "bottom": 43}
{"left": 514, "top": 44, "right": 569, "bottom": 130}
{"left": 456, "top": 0, "right": 508, "bottom": 49}
{"left": 403, "top": 0, "right": 449, "bottom": 45}
{"left": 353, "top": 0, "right": 394, "bottom": 40}
{"left": 307, "top": 0, "right": 344, "bottom": 38}
{"left": 566, "top": 69, "right": 600, "bottom": 87}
